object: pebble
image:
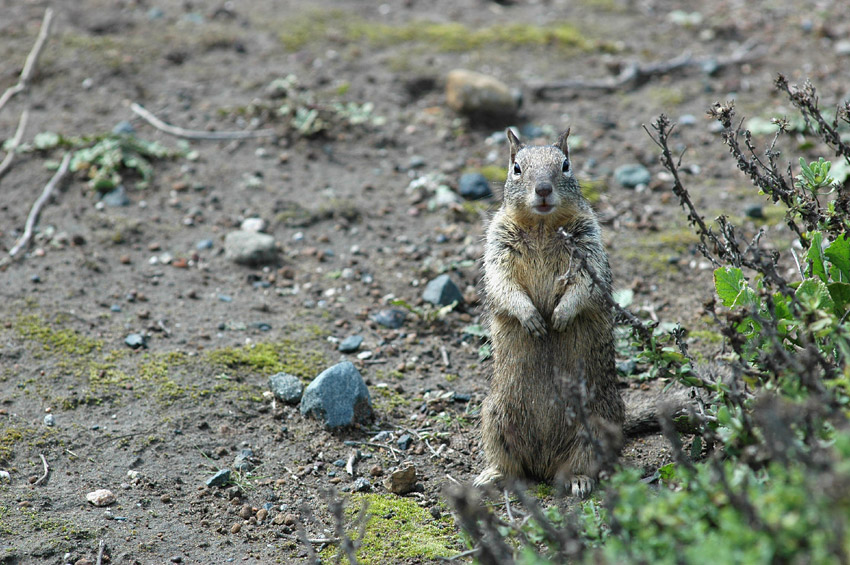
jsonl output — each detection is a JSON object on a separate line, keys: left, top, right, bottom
{"left": 458, "top": 173, "right": 493, "bottom": 200}
{"left": 422, "top": 274, "right": 464, "bottom": 307}
{"left": 124, "top": 333, "right": 147, "bottom": 349}
{"left": 397, "top": 434, "right": 413, "bottom": 450}
{"left": 617, "top": 359, "right": 637, "bottom": 376}
{"left": 369, "top": 465, "right": 383, "bottom": 477}
{"left": 256, "top": 508, "right": 268, "bottom": 522}
{"left": 408, "top": 155, "right": 426, "bottom": 169}
{"left": 196, "top": 239, "right": 214, "bottom": 250}
{"left": 745, "top": 204, "right": 765, "bottom": 219}
{"left": 239, "top": 504, "right": 253, "bottom": 519}
{"left": 283, "top": 513, "right": 297, "bottom": 526}
{"left": 86, "top": 489, "right": 116, "bottom": 507}
{"left": 112, "top": 121, "right": 136, "bottom": 135}
{"left": 43, "top": 414, "right": 55, "bottom": 427}
{"left": 338, "top": 335, "right": 363, "bottom": 353}
{"left": 233, "top": 449, "right": 255, "bottom": 472}
{"left": 614, "top": 164, "right": 651, "bottom": 188}
{"left": 268, "top": 372, "right": 304, "bottom": 405}
{"left": 110, "top": 304, "right": 122, "bottom": 312}
{"left": 352, "top": 477, "right": 371, "bottom": 492}
{"left": 230, "top": 522, "right": 242, "bottom": 534}
{"left": 273, "top": 513, "right": 287, "bottom": 525}
{"left": 101, "top": 185, "right": 130, "bottom": 207}
{"left": 0, "top": 470, "right": 10, "bottom": 482}
{"left": 240, "top": 217, "right": 266, "bottom": 232}
{"left": 445, "top": 69, "right": 519, "bottom": 122}
{"left": 333, "top": 459, "right": 346, "bottom": 467}
{"left": 678, "top": 114, "right": 698, "bottom": 126}
{"left": 300, "top": 362, "right": 373, "bottom": 429}
{"left": 160, "top": 494, "right": 172, "bottom": 503}
{"left": 224, "top": 230, "right": 277, "bottom": 266}
{"left": 205, "top": 468, "right": 231, "bottom": 488}
{"left": 383, "top": 465, "right": 417, "bottom": 495}
{"left": 371, "top": 308, "right": 407, "bottom": 329}
{"left": 371, "top": 431, "right": 391, "bottom": 442}
{"left": 835, "top": 40, "right": 850, "bottom": 56}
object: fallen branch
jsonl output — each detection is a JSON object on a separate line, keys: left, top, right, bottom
{"left": 95, "top": 539, "right": 105, "bottom": 565}
{"left": 0, "top": 107, "right": 29, "bottom": 180}
{"left": 130, "top": 102, "right": 276, "bottom": 140}
{"left": 7, "top": 151, "right": 72, "bottom": 259}
{"left": 532, "top": 38, "right": 764, "bottom": 98}
{"left": 0, "top": 8, "right": 54, "bottom": 113}
{"left": 33, "top": 453, "right": 49, "bottom": 486}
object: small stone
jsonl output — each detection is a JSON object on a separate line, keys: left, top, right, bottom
{"left": 268, "top": 372, "right": 304, "bottom": 405}
{"left": 617, "top": 359, "right": 637, "bottom": 376}
{"left": 300, "top": 362, "right": 373, "bottom": 429}
{"left": 678, "top": 114, "right": 698, "bottom": 126}
{"left": 397, "top": 434, "right": 413, "bottom": 450}
{"left": 110, "top": 304, "right": 122, "bottom": 312}
{"left": 205, "top": 468, "right": 231, "bottom": 488}
{"left": 256, "top": 508, "right": 268, "bottom": 522}
{"left": 614, "top": 164, "right": 651, "bottom": 188}
{"left": 408, "top": 155, "right": 426, "bottom": 169}
{"left": 458, "top": 173, "right": 493, "bottom": 200}
{"left": 384, "top": 465, "right": 417, "bottom": 495}
{"left": 835, "top": 40, "right": 850, "bottom": 56}
{"left": 429, "top": 506, "right": 441, "bottom": 519}
{"left": 43, "top": 414, "right": 55, "bottom": 427}
{"left": 422, "top": 274, "right": 464, "bottom": 307}
{"left": 371, "top": 308, "right": 406, "bottom": 329}
{"left": 124, "top": 333, "right": 147, "bottom": 350}
{"left": 160, "top": 494, "right": 172, "bottom": 503}
{"left": 230, "top": 522, "right": 242, "bottom": 534}
{"left": 224, "top": 230, "right": 277, "bottom": 266}
{"left": 86, "top": 489, "right": 116, "bottom": 507}
{"left": 446, "top": 69, "right": 519, "bottom": 123}
{"left": 283, "top": 513, "right": 297, "bottom": 526}
{"left": 233, "top": 449, "right": 255, "bottom": 472}
{"left": 196, "top": 239, "right": 214, "bottom": 250}
{"left": 333, "top": 459, "right": 346, "bottom": 467}
{"left": 745, "top": 204, "right": 764, "bottom": 219}
{"left": 338, "top": 335, "right": 363, "bottom": 353}
{"left": 239, "top": 504, "right": 253, "bottom": 519}
{"left": 352, "top": 477, "right": 371, "bottom": 492}
{"left": 0, "top": 470, "right": 10, "bottom": 482}
{"left": 75, "top": 559, "right": 93, "bottom": 565}
{"left": 369, "top": 465, "right": 383, "bottom": 477}
{"left": 101, "top": 185, "right": 130, "bottom": 207}
{"left": 170, "top": 557, "right": 183, "bottom": 564}
{"left": 273, "top": 513, "right": 287, "bottom": 525}
{"left": 240, "top": 217, "right": 266, "bottom": 232}
{"left": 112, "top": 121, "right": 135, "bottom": 135}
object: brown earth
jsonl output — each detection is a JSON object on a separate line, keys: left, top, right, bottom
{"left": 1, "top": 0, "right": 848, "bottom": 563}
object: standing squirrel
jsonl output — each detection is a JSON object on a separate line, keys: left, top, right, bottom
{"left": 475, "top": 129, "right": 625, "bottom": 497}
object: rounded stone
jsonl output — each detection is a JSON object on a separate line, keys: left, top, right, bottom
{"left": 458, "top": 173, "right": 492, "bottom": 200}
{"left": 422, "top": 274, "right": 464, "bottom": 307}
{"left": 300, "top": 362, "right": 373, "bottom": 429}
{"left": 224, "top": 230, "right": 277, "bottom": 266}
{"left": 268, "top": 372, "right": 304, "bottom": 405}
{"left": 614, "top": 164, "right": 651, "bottom": 188}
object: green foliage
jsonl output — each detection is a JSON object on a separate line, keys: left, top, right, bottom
{"left": 206, "top": 341, "right": 327, "bottom": 380}
{"left": 389, "top": 298, "right": 457, "bottom": 324}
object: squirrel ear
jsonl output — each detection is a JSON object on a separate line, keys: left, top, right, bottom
{"left": 506, "top": 128, "right": 523, "bottom": 163}
{"left": 556, "top": 128, "right": 571, "bottom": 157}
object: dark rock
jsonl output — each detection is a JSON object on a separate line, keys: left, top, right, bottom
{"left": 458, "top": 173, "right": 492, "bottom": 200}
{"left": 102, "top": 185, "right": 130, "bottom": 207}
{"left": 371, "top": 309, "right": 407, "bottom": 329}
{"left": 333, "top": 459, "right": 346, "bottom": 467}
{"left": 352, "top": 477, "right": 371, "bottom": 492}
{"left": 614, "top": 164, "right": 651, "bottom": 188}
{"left": 124, "top": 333, "right": 147, "bottom": 349}
{"left": 397, "top": 434, "right": 413, "bottom": 450}
{"left": 338, "top": 335, "right": 363, "bottom": 353}
{"left": 617, "top": 359, "right": 637, "bottom": 376}
{"left": 422, "top": 274, "right": 463, "bottom": 307}
{"left": 408, "top": 155, "right": 426, "bottom": 169}
{"left": 745, "top": 204, "right": 764, "bottom": 219}
{"left": 452, "top": 392, "right": 471, "bottom": 403}
{"left": 300, "top": 362, "right": 373, "bottom": 429}
{"left": 268, "top": 372, "right": 304, "bottom": 405}
{"left": 205, "top": 468, "right": 231, "bottom": 488}
{"left": 233, "top": 449, "right": 254, "bottom": 472}
{"left": 224, "top": 230, "right": 277, "bottom": 266}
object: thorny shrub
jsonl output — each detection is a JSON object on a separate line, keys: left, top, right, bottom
{"left": 446, "top": 75, "right": 850, "bottom": 564}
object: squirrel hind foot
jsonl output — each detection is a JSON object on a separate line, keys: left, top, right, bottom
{"left": 473, "top": 466, "right": 503, "bottom": 487}
{"left": 566, "top": 475, "right": 594, "bottom": 498}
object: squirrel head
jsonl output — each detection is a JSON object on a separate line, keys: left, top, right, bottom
{"left": 503, "top": 128, "right": 583, "bottom": 223}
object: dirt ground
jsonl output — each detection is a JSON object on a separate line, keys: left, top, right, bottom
{"left": 1, "top": 0, "right": 849, "bottom": 563}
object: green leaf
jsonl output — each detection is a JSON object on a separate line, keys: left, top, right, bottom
{"left": 714, "top": 266, "right": 753, "bottom": 308}
{"left": 33, "top": 131, "right": 61, "bottom": 150}
{"left": 462, "top": 324, "right": 489, "bottom": 338}
{"left": 796, "top": 278, "right": 835, "bottom": 312}
{"left": 613, "top": 289, "right": 634, "bottom": 308}
{"left": 478, "top": 343, "right": 491, "bottom": 361}
{"left": 806, "top": 231, "right": 827, "bottom": 282}
{"left": 825, "top": 234, "right": 850, "bottom": 283}
{"left": 827, "top": 282, "right": 850, "bottom": 316}
{"left": 658, "top": 463, "right": 677, "bottom": 482}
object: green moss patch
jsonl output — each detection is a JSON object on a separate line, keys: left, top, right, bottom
{"left": 207, "top": 341, "right": 327, "bottom": 380}
{"left": 15, "top": 313, "right": 102, "bottom": 356}
{"left": 321, "top": 494, "right": 458, "bottom": 562}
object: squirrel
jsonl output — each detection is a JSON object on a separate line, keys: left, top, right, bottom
{"left": 474, "top": 128, "right": 625, "bottom": 497}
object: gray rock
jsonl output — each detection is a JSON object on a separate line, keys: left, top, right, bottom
{"left": 836, "top": 40, "right": 850, "bottom": 56}
{"left": 614, "top": 164, "right": 651, "bottom": 188}
{"left": 338, "top": 335, "right": 363, "bottom": 353}
{"left": 445, "top": 69, "right": 519, "bottom": 122}
{"left": 458, "top": 173, "right": 492, "bottom": 200}
{"left": 268, "top": 372, "right": 303, "bottom": 405}
{"left": 371, "top": 309, "right": 406, "bottom": 329}
{"left": 224, "top": 230, "right": 277, "bottom": 266}
{"left": 383, "top": 465, "right": 417, "bottom": 495}
{"left": 745, "top": 204, "right": 765, "bottom": 219}
{"left": 43, "top": 414, "right": 55, "bottom": 427}
{"left": 233, "top": 449, "right": 254, "bottom": 472}
{"left": 397, "top": 434, "right": 413, "bottom": 450}
{"left": 616, "top": 359, "right": 637, "bottom": 376}
{"left": 352, "top": 477, "right": 371, "bottom": 492}
{"left": 206, "top": 469, "right": 231, "bottom": 488}
{"left": 196, "top": 239, "right": 214, "bottom": 250}
{"left": 124, "top": 333, "right": 147, "bottom": 349}
{"left": 112, "top": 121, "right": 136, "bottom": 135}
{"left": 422, "top": 274, "right": 463, "bottom": 307}
{"left": 300, "top": 362, "right": 373, "bottom": 429}
{"left": 101, "top": 185, "right": 130, "bottom": 207}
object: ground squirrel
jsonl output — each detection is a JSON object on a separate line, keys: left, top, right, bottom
{"left": 475, "top": 129, "right": 625, "bottom": 497}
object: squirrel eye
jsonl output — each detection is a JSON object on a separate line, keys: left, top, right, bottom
{"left": 513, "top": 162, "right": 522, "bottom": 175}
{"left": 562, "top": 159, "right": 570, "bottom": 173}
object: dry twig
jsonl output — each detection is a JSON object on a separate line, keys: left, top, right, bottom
{"left": 0, "top": 108, "right": 29, "bottom": 180}
{"left": 130, "top": 102, "right": 276, "bottom": 140}
{"left": 532, "top": 39, "right": 764, "bottom": 98}
{"left": 33, "top": 453, "right": 49, "bottom": 486}
{"left": 95, "top": 539, "right": 105, "bottom": 565}
{"left": 0, "top": 8, "right": 54, "bottom": 113}
{"left": 6, "top": 151, "right": 72, "bottom": 259}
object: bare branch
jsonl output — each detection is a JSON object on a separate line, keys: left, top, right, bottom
{"left": 0, "top": 8, "right": 54, "bottom": 113}
{"left": 0, "top": 107, "right": 29, "bottom": 180}
{"left": 130, "top": 102, "right": 276, "bottom": 140}
{"left": 33, "top": 453, "right": 49, "bottom": 486}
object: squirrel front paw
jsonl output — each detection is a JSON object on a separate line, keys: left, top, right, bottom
{"left": 519, "top": 307, "right": 547, "bottom": 337}
{"left": 551, "top": 303, "right": 575, "bottom": 332}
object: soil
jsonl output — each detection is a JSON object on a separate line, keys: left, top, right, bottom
{"left": 1, "top": 1, "right": 848, "bottom": 563}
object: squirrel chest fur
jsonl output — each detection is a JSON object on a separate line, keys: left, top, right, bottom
{"left": 476, "top": 129, "right": 624, "bottom": 496}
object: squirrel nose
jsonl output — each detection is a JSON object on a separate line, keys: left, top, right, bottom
{"left": 535, "top": 182, "right": 553, "bottom": 197}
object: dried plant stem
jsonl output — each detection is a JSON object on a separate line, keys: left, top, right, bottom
{"left": 33, "top": 453, "right": 49, "bottom": 486}
{"left": 7, "top": 152, "right": 72, "bottom": 259}
{"left": 0, "top": 107, "right": 29, "bottom": 180}
{"left": 0, "top": 8, "right": 54, "bottom": 113}
{"left": 130, "top": 102, "right": 276, "bottom": 140}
